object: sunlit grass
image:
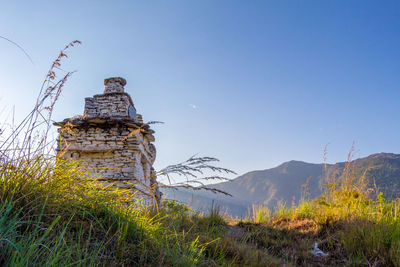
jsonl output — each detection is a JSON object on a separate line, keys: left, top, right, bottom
{"left": 243, "top": 149, "right": 400, "bottom": 266}
{"left": 1, "top": 41, "right": 399, "bottom": 266}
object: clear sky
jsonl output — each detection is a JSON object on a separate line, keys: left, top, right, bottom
{"left": 1, "top": 1, "right": 399, "bottom": 179}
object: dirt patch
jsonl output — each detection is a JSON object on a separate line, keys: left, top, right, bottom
{"left": 271, "top": 218, "right": 320, "bottom": 235}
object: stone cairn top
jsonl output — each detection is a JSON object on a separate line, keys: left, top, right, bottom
{"left": 104, "top": 77, "right": 127, "bottom": 94}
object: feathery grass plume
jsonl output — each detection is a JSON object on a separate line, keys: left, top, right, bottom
{"left": 2, "top": 40, "right": 400, "bottom": 266}
{"left": 0, "top": 42, "right": 219, "bottom": 266}
{"left": 0, "top": 40, "right": 81, "bottom": 162}
{"left": 0, "top": 41, "right": 280, "bottom": 267}
{"left": 322, "top": 142, "right": 370, "bottom": 206}
{"left": 232, "top": 146, "right": 400, "bottom": 266}
{"left": 157, "top": 155, "right": 236, "bottom": 196}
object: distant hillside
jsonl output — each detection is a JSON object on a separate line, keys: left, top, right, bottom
{"left": 161, "top": 153, "right": 400, "bottom": 217}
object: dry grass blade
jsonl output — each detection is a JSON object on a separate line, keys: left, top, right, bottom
{"left": 0, "top": 35, "right": 34, "bottom": 64}
{"left": 157, "top": 155, "right": 236, "bottom": 196}
{"left": 0, "top": 40, "right": 81, "bottom": 161}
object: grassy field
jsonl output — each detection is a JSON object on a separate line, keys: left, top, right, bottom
{"left": 0, "top": 151, "right": 399, "bottom": 266}
{"left": 0, "top": 42, "right": 399, "bottom": 266}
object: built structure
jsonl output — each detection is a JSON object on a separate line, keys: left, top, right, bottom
{"left": 55, "top": 77, "right": 160, "bottom": 204}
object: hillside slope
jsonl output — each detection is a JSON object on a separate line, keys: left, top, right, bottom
{"left": 162, "top": 153, "right": 400, "bottom": 217}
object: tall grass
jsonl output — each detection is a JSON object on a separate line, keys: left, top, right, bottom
{"left": 0, "top": 42, "right": 214, "bottom": 266}
{"left": 1, "top": 41, "right": 399, "bottom": 266}
{"left": 245, "top": 147, "right": 400, "bottom": 266}
{"left": 0, "top": 154, "right": 226, "bottom": 265}
{"left": 0, "top": 41, "right": 272, "bottom": 266}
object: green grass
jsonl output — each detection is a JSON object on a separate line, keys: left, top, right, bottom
{"left": 5, "top": 41, "right": 398, "bottom": 265}
{"left": 2, "top": 154, "right": 399, "bottom": 266}
{"left": 242, "top": 159, "right": 400, "bottom": 266}
{"left": 1, "top": 76, "right": 399, "bottom": 265}
{"left": 0, "top": 41, "right": 281, "bottom": 266}
{"left": 0, "top": 155, "right": 283, "bottom": 266}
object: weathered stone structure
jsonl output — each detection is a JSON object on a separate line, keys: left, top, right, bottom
{"left": 55, "top": 77, "right": 160, "bottom": 204}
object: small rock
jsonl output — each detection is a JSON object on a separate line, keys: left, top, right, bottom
{"left": 312, "top": 242, "right": 329, "bottom": 257}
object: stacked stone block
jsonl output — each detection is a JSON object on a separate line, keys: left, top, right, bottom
{"left": 55, "top": 77, "right": 160, "bottom": 204}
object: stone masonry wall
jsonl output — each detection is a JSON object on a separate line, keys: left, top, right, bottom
{"left": 58, "top": 126, "right": 155, "bottom": 180}
{"left": 84, "top": 93, "right": 136, "bottom": 119}
{"left": 55, "top": 77, "right": 159, "bottom": 204}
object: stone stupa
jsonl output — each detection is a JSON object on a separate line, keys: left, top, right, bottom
{"left": 55, "top": 77, "right": 160, "bottom": 204}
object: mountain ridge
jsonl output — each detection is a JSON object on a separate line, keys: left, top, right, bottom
{"left": 161, "top": 152, "right": 400, "bottom": 217}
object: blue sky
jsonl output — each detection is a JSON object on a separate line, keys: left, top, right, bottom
{"left": 1, "top": 1, "right": 399, "bottom": 178}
